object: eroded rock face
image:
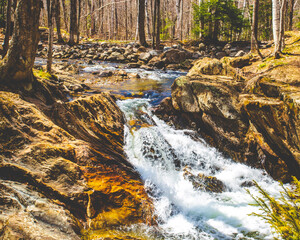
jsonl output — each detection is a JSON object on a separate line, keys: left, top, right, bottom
{"left": 155, "top": 57, "right": 300, "bottom": 182}
{"left": 0, "top": 89, "right": 155, "bottom": 239}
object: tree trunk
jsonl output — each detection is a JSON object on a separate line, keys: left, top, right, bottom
{"left": 176, "top": 0, "right": 181, "bottom": 39}
{"left": 60, "top": 0, "right": 68, "bottom": 30}
{"left": 138, "top": 0, "right": 147, "bottom": 46}
{"left": 76, "top": 0, "right": 81, "bottom": 44}
{"left": 272, "top": 0, "right": 280, "bottom": 51}
{"left": 47, "top": 0, "right": 56, "bottom": 73}
{"left": 277, "top": 0, "right": 287, "bottom": 53}
{"left": 155, "top": 0, "right": 160, "bottom": 49}
{"left": 2, "top": 0, "right": 12, "bottom": 58}
{"left": 125, "top": 0, "right": 128, "bottom": 40}
{"left": 0, "top": 0, "right": 41, "bottom": 86}
{"left": 152, "top": 0, "right": 157, "bottom": 48}
{"left": 289, "top": 0, "right": 295, "bottom": 30}
{"left": 68, "top": 0, "right": 77, "bottom": 45}
{"left": 251, "top": 0, "right": 263, "bottom": 59}
{"left": 145, "top": 0, "right": 151, "bottom": 40}
{"left": 55, "top": 0, "right": 64, "bottom": 43}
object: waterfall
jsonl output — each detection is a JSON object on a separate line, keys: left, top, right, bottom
{"left": 118, "top": 99, "right": 282, "bottom": 240}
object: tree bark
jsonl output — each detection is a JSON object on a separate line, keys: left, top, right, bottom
{"left": 289, "top": 0, "right": 295, "bottom": 30}
{"left": 2, "top": 0, "right": 12, "bottom": 58}
{"left": 145, "top": 0, "right": 151, "bottom": 40}
{"left": 155, "top": 0, "right": 160, "bottom": 49}
{"left": 138, "top": 0, "right": 147, "bottom": 46}
{"left": 0, "top": 0, "right": 41, "bottom": 86}
{"left": 60, "top": 0, "right": 68, "bottom": 30}
{"left": 277, "top": 0, "right": 287, "bottom": 53}
{"left": 68, "top": 0, "right": 77, "bottom": 45}
{"left": 251, "top": 0, "right": 263, "bottom": 59}
{"left": 176, "top": 0, "right": 181, "bottom": 39}
{"left": 76, "top": 0, "right": 81, "bottom": 43}
{"left": 47, "top": 0, "right": 56, "bottom": 73}
{"left": 55, "top": 0, "right": 64, "bottom": 43}
{"left": 272, "top": 0, "right": 280, "bottom": 51}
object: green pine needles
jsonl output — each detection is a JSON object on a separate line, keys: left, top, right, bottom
{"left": 247, "top": 177, "right": 300, "bottom": 240}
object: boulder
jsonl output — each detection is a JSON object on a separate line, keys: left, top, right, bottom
{"left": 107, "top": 52, "right": 126, "bottom": 62}
{"left": 160, "top": 49, "right": 189, "bottom": 64}
{"left": 139, "top": 52, "right": 152, "bottom": 62}
{"left": 235, "top": 50, "right": 246, "bottom": 57}
{"left": 183, "top": 167, "right": 225, "bottom": 193}
{"left": 216, "top": 51, "right": 227, "bottom": 59}
{"left": 199, "top": 43, "right": 206, "bottom": 51}
{"left": 187, "top": 58, "right": 224, "bottom": 76}
{"left": 99, "top": 70, "right": 113, "bottom": 77}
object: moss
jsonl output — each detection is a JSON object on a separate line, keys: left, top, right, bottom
{"left": 33, "top": 69, "right": 56, "bottom": 80}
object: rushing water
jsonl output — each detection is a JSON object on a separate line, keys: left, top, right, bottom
{"left": 110, "top": 67, "right": 283, "bottom": 240}
{"left": 118, "top": 99, "right": 283, "bottom": 240}
{"left": 35, "top": 59, "right": 282, "bottom": 239}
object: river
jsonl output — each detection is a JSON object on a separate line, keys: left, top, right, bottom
{"left": 47, "top": 60, "right": 284, "bottom": 239}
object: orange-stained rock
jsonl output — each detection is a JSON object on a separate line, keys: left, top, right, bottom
{"left": 0, "top": 88, "right": 155, "bottom": 239}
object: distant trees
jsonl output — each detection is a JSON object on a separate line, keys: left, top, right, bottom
{"left": 192, "top": 0, "right": 247, "bottom": 42}
{"left": 0, "top": 0, "right": 41, "bottom": 85}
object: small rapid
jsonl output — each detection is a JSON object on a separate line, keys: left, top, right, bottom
{"left": 118, "top": 98, "right": 282, "bottom": 240}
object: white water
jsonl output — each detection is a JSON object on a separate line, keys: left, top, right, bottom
{"left": 118, "top": 99, "right": 282, "bottom": 240}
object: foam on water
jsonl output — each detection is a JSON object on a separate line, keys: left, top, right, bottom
{"left": 118, "top": 99, "right": 282, "bottom": 240}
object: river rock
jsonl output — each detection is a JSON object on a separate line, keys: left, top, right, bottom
{"left": 160, "top": 49, "right": 190, "bottom": 64}
{"left": 99, "top": 70, "right": 113, "bottom": 77}
{"left": 235, "top": 50, "right": 246, "bottom": 57}
{"left": 107, "top": 52, "right": 126, "bottom": 62}
{"left": 199, "top": 43, "right": 206, "bottom": 51}
{"left": 183, "top": 167, "right": 225, "bottom": 193}
{"left": 139, "top": 52, "right": 152, "bottom": 62}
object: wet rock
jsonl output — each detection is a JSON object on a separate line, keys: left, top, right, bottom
{"left": 127, "top": 62, "right": 141, "bottom": 68}
{"left": 147, "top": 56, "right": 165, "bottom": 69}
{"left": 128, "top": 73, "right": 141, "bottom": 79}
{"left": 183, "top": 167, "right": 225, "bottom": 193}
{"left": 99, "top": 70, "right": 113, "bottom": 77}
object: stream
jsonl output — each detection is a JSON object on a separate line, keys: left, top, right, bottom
{"left": 39, "top": 59, "right": 283, "bottom": 239}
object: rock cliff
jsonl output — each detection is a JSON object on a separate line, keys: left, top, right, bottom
{"left": 0, "top": 78, "right": 155, "bottom": 239}
{"left": 155, "top": 48, "right": 300, "bottom": 182}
